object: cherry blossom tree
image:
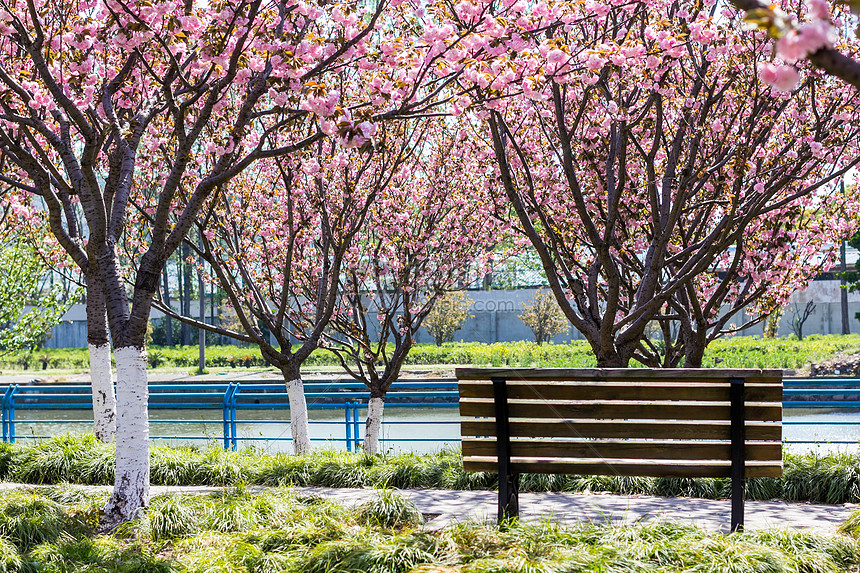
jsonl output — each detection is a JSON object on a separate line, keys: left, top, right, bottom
{"left": 0, "top": 0, "right": 401, "bottom": 524}
{"left": 442, "top": 0, "right": 860, "bottom": 366}
{"left": 144, "top": 121, "right": 425, "bottom": 454}
{"left": 0, "top": 188, "right": 115, "bottom": 440}
{"left": 322, "top": 120, "right": 507, "bottom": 454}
{"left": 730, "top": 0, "right": 860, "bottom": 91}
{"left": 648, "top": 192, "right": 859, "bottom": 366}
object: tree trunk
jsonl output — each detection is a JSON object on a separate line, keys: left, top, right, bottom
{"left": 88, "top": 342, "right": 116, "bottom": 442}
{"left": 592, "top": 342, "right": 635, "bottom": 368}
{"left": 85, "top": 285, "right": 116, "bottom": 442}
{"left": 103, "top": 345, "right": 150, "bottom": 526}
{"left": 683, "top": 342, "right": 706, "bottom": 368}
{"left": 363, "top": 395, "right": 385, "bottom": 455}
{"left": 282, "top": 367, "right": 311, "bottom": 454}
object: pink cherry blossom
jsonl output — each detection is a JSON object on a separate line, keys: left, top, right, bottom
{"left": 759, "top": 62, "right": 801, "bottom": 92}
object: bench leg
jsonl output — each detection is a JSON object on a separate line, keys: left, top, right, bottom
{"left": 499, "top": 472, "right": 519, "bottom": 521}
{"left": 492, "top": 377, "right": 519, "bottom": 522}
{"left": 730, "top": 377, "right": 746, "bottom": 532}
{"left": 731, "top": 477, "right": 745, "bottom": 532}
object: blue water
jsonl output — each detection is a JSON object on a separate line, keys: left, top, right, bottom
{"left": 7, "top": 406, "right": 461, "bottom": 455}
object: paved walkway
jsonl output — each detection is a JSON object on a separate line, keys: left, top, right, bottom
{"left": 1, "top": 482, "right": 854, "bottom": 533}
{"left": 293, "top": 487, "right": 856, "bottom": 532}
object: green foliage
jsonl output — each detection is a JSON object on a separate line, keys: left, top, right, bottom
{"left": 699, "top": 334, "right": 860, "bottom": 369}
{"left": 840, "top": 508, "right": 860, "bottom": 539}
{"left": 0, "top": 491, "right": 88, "bottom": 552}
{"left": 356, "top": 489, "right": 424, "bottom": 529}
{"left": 7, "top": 436, "right": 860, "bottom": 509}
{"left": 0, "top": 537, "right": 21, "bottom": 573}
{"left": 518, "top": 288, "right": 569, "bottom": 344}
{"left": 4, "top": 334, "right": 860, "bottom": 371}
{"left": 0, "top": 486, "right": 858, "bottom": 573}
{"left": 422, "top": 291, "right": 473, "bottom": 346}
{"left": 27, "top": 536, "right": 171, "bottom": 573}
{"left": 0, "top": 241, "right": 79, "bottom": 353}
{"left": 8, "top": 434, "right": 114, "bottom": 485}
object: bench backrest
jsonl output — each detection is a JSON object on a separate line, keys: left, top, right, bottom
{"left": 456, "top": 368, "right": 783, "bottom": 479}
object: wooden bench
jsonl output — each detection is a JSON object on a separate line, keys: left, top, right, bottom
{"left": 455, "top": 368, "right": 783, "bottom": 531}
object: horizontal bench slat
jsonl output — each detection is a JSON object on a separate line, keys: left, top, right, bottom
{"left": 458, "top": 381, "right": 781, "bottom": 402}
{"left": 455, "top": 368, "right": 783, "bottom": 382}
{"left": 460, "top": 419, "right": 782, "bottom": 441}
{"left": 462, "top": 439, "right": 781, "bottom": 462}
{"left": 462, "top": 457, "right": 784, "bottom": 478}
{"left": 459, "top": 399, "right": 782, "bottom": 422}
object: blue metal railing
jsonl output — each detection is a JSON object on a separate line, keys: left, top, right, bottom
{"left": 0, "top": 380, "right": 462, "bottom": 451}
{"left": 4, "top": 377, "right": 860, "bottom": 449}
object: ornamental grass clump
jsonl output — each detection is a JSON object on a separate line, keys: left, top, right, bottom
{"left": 356, "top": 489, "right": 424, "bottom": 530}
{"left": 0, "top": 487, "right": 859, "bottom": 572}
{"left": 0, "top": 492, "right": 88, "bottom": 552}
{"left": 0, "top": 538, "right": 21, "bottom": 573}
{"left": 8, "top": 434, "right": 112, "bottom": 485}
{"left": 9, "top": 436, "right": 860, "bottom": 508}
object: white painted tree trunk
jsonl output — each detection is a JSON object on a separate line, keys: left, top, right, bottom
{"left": 363, "top": 396, "right": 385, "bottom": 455}
{"left": 88, "top": 343, "right": 116, "bottom": 442}
{"left": 286, "top": 377, "right": 311, "bottom": 454}
{"left": 103, "top": 346, "right": 149, "bottom": 526}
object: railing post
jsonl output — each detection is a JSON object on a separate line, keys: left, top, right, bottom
{"left": 730, "top": 377, "right": 746, "bottom": 532}
{"left": 353, "top": 401, "right": 361, "bottom": 450}
{"left": 222, "top": 382, "right": 234, "bottom": 450}
{"left": 231, "top": 383, "right": 241, "bottom": 451}
{"left": 492, "top": 377, "right": 518, "bottom": 522}
{"left": 345, "top": 402, "right": 353, "bottom": 452}
{"left": 8, "top": 385, "right": 17, "bottom": 444}
{"left": 1, "top": 385, "right": 10, "bottom": 443}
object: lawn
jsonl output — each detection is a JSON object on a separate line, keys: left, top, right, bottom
{"left": 3, "top": 334, "right": 860, "bottom": 373}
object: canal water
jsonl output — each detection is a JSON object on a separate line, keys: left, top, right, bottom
{"left": 9, "top": 406, "right": 461, "bottom": 454}
{"left": 8, "top": 407, "right": 860, "bottom": 454}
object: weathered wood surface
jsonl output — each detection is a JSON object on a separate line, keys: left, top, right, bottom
{"left": 460, "top": 419, "right": 783, "bottom": 441}
{"left": 461, "top": 458, "right": 784, "bottom": 478}
{"left": 462, "top": 439, "right": 782, "bottom": 461}
{"left": 458, "top": 381, "right": 782, "bottom": 402}
{"left": 459, "top": 399, "right": 782, "bottom": 422}
{"left": 455, "top": 367, "right": 783, "bottom": 382}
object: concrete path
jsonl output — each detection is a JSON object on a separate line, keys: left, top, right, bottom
{"left": 1, "top": 482, "right": 854, "bottom": 533}
{"left": 292, "top": 487, "right": 856, "bottom": 533}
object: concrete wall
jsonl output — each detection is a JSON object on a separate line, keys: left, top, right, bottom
{"left": 753, "top": 280, "right": 860, "bottom": 338}
{"left": 39, "top": 280, "right": 860, "bottom": 348}
{"left": 412, "top": 289, "right": 582, "bottom": 345}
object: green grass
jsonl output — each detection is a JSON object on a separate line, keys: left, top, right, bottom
{"left": 0, "top": 486, "right": 857, "bottom": 573}
{"left": 8, "top": 436, "right": 860, "bottom": 506}
{"left": 5, "top": 334, "right": 860, "bottom": 372}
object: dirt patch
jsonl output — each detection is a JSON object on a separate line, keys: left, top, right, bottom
{"left": 809, "top": 352, "right": 860, "bottom": 377}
